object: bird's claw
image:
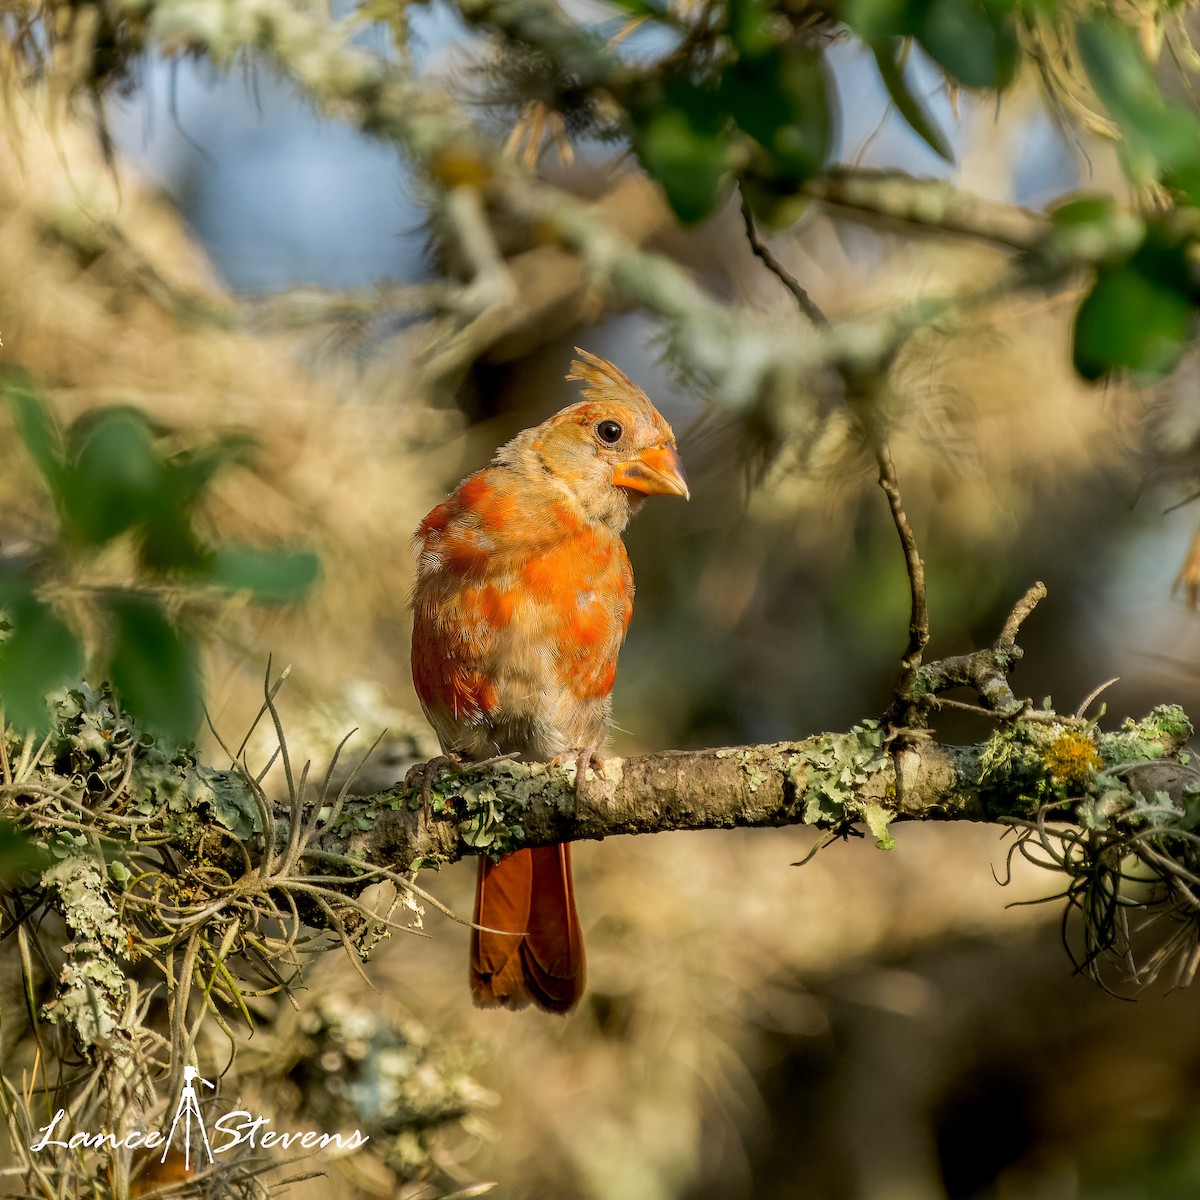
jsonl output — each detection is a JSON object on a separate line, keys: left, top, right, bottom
{"left": 404, "top": 753, "right": 462, "bottom": 823}
{"left": 549, "top": 747, "right": 606, "bottom": 814}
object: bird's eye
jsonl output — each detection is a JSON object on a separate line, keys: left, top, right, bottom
{"left": 597, "top": 420, "right": 623, "bottom": 444}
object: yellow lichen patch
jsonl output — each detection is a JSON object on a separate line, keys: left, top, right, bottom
{"left": 1043, "top": 730, "right": 1102, "bottom": 788}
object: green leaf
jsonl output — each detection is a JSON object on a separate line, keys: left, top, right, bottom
{"left": 62, "top": 409, "right": 166, "bottom": 546}
{"left": 1076, "top": 18, "right": 1172, "bottom": 139}
{"left": 106, "top": 595, "right": 201, "bottom": 744}
{"left": 847, "top": 0, "right": 1018, "bottom": 88}
{"left": 167, "top": 436, "right": 256, "bottom": 505}
{"left": 137, "top": 438, "right": 254, "bottom": 575}
{"left": 1050, "top": 194, "right": 1119, "bottom": 228}
{"left": 1077, "top": 17, "right": 1200, "bottom": 203}
{"left": 872, "top": 41, "right": 954, "bottom": 162}
{"left": 918, "top": 0, "right": 1018, "bottom": 89}
{"left": 139, "top": 517, "right": 212, "bottom": 575}
{"left": 0, "top": 570, "right": 83, "bottom": 733}
{"left": 1073, "top": 254, "right": 1196, "bottom": 381}
{"left": 4, "top": 373, "right": 65, "bottom": 497}
{"left": 844, "top": 0, "right": 910, "bottom": 46}
{"left": 605, "top": 0, "right": 671, "bottom": 16}
{"left": 721, "top": 45, "right": 832, "bottom": 182}
{"left": 634, "top": 104, "right": 734, "bottom": 223}
{"left": 207, "top": 546, "right": 320, "bottom": 603}
{"left": 916, "top": 0, "right": 1012, "bottom": 90}
{"left": 0, "top": 821, "right": 46, "bottom": 881}
{"left": 727, "top": 0, "right": 776, "bottom": 57}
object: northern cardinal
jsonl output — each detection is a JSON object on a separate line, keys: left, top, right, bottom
{"left": 410, "top": 350, "right": 688, "bottom": 1013}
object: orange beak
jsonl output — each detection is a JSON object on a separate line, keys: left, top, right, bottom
{"left": 612, "top": 443, "right": 690, "bottom": 500}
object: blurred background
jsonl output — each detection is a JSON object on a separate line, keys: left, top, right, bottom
{"left": 4, "top": 3, "right": 1200, "bottom": 1196}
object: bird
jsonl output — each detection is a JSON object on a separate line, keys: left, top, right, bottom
{"left": 409, "top": 349, "right": 689, "bottom": 1013}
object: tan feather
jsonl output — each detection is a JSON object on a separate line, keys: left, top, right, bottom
{"left": 566, "top": 347, "right": 653, "bottom": 410}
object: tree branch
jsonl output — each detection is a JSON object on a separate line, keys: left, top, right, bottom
{"left": 324, "top": 707, "right": 1194, "bottom": 872}
{"left": 9, "top": 684, "right": 1189, "bottom": 881}
{"left": 802, "top": 170, "right": 1049, "bottom": 251}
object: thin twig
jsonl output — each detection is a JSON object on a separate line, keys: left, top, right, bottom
{"left": 876, "top": 440, "right": 929, "bottom": 680}
{"left": 739, "top": 193, "right": 829, "bottom": 327}
{"left": 737, "top": 189, "right": 934, "bottom": 759}
{"left": 998, "top": 581, "right": 1049, "bottom": 650}
{"left": 1075, "top": 677, "right": 1119, "bottom": 720}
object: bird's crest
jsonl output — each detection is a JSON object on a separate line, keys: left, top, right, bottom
{"left": 566, "top": 349, "right": 652, "bottom": 411}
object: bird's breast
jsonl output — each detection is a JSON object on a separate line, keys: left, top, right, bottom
{"left": 411, "top": 518, "right": 633, "bottom": 759}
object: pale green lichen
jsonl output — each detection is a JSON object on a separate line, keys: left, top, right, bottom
{"left": 790, "top": 721, "right": 895, "bottom": 848}
{"left": 861, "top": 801, "right": 897, "bottom": 851}
{"left": 459, "top": 777, "right": 527, "bottom": 853}
{"left": 336, "top": 758, "right": 570, "bottom": 865}
{"left": 39, "top": 857, "right": 129, "bottom": 1050}
{"left": 452, "top": 761, "right": 576, "bottom": 858}
{"left": 1099, "top": 705, "right": 1193, "bottom": 765}
{"left": 2, "top": 682, "right": 283, "bottom": 1057}
{"left": 11, "top": 681, "right": 260, "bottom": 849}
{"left": 270, "top": 987, "right": 490, "bottom": 1185}
{"left": 973, "top": 703, "right": 1190, "bottom": 815}
{"left": 742, "top": 761, "right": 766, "bottom": 793}
{"left": 976, "top": 717, "right": 1106, "bottom": 814}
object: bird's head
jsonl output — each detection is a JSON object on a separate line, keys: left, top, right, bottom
{"left": 501, "top": 350, "right": 689, "bottom": 531}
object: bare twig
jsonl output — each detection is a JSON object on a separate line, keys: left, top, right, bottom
{"left": 739, "top": 194, "right": 829, "bottom": 327}
{"left": 876, "top": 440, "right": 930, "bottom": 689}
{"left": 735, "top": 193, "right": 932, "bottom": 742}
{"left": 915, "top": 582, "right": 1048, "bottom": 716}
{"left": 1075, "top": 677, "right": 1120, "bottom": 720}
{"left": 998, "top": 581, "right": 1049, "bottom": 650}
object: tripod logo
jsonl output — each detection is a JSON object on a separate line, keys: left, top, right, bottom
{"left": 163, "top": 1065, "right": 216, "bottom": 1169}
{"left": 29, "top": 1064, "right": 369, "bottom": 1158}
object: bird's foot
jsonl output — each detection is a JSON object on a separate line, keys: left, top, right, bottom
{"left": 403, "top": 753, "right": 462, "bottom": 823}
{"left": 549, "top": 747, "right": 606, "bottom": 813}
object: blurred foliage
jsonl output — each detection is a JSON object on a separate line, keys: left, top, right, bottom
{"left": 613, "top": 0, "right": 1200, "bottom": 382}
{"left": 0, "top": 373, "right": 318, "bottom": 740}
{"left": 6, "top": 0, "right": 1200, "bottom": 1195}
{"left": 626, "top": 0, "right": 832, "bottom": 223}
{"left": 264, "top": 987, "right": 492, "bottom": 1182}
{"left": 0, "top": 821, "right": 45, "bottom": 881}
{"left": 5, "top": 0, "right": 1200, "bottom": 404}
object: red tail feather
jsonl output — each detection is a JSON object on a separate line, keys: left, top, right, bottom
{"left": 470, "top": 845, "right": 585, "bottom": 1014}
